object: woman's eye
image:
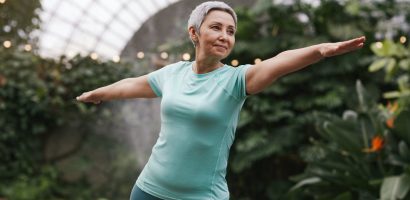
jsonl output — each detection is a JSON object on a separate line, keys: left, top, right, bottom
{"left": 211, "top": 26, "right": 220, "bottom": 30}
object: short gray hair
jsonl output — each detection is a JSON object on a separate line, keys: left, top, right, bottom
{"left": 187, "top": 1, "right": 237, "bottom": 33}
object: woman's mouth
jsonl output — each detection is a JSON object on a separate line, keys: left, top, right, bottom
{"left": 214, "top": 44, "right": 228, "bottom": 50}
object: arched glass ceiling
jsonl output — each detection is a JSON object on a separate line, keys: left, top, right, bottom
{"left": 38, "top": 0, "right": 180, "bottom": 60}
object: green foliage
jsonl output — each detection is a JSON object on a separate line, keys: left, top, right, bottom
{"left": 292, "top": 81, "right": 410, "bottom": 199}
{"left": 221, "top": 0, "right": 393, "bottom": 198}
{"left": 0, "top": 46, "right": 136, "bottom": 199}
{"left": 0, "top": 0, "right": 140, "bottom": 199}
{"left": 369, "top": 40, "right": 410, "bottom": 105}
{"left": 0, "top": 0, "right": 41, "bottom": 45}
{"left": 231, "top": 0, "right": 386, "bottom": 173}
{"left": 1, "top": 166, "right": 66, "bottom": 199}
{"left": 293, "top": 35, "right": 410, "bottom": 200}
{"left": 381, "top": 174, "right": 410, "bottom": 200}
{"left": 222, "top": 0, "right": 410, "bottom": 199}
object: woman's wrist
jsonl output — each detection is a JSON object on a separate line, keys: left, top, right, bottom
{"left": 317, "top": 43, "right": 328, "bottom": 59}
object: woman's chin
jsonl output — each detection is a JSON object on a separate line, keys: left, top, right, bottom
{"left": 213, "top": 51, "right": 230, "bottom": 59}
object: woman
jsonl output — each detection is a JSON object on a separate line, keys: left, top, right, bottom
{"left": 76, "top": 1, "right": 365, "bottom": 200}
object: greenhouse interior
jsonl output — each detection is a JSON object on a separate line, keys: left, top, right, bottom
{"left": 1, "top": 0, "right": 410, "bottom": 199}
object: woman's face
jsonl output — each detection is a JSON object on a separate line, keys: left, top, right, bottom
{"left": 196, "top": 10, "right": 236, "bottom": 60}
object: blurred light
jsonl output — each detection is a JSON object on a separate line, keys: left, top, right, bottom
{"left": 400, "top": 36, "right": 407, "bottom": 44}
{"left": 10, "top": 20, "right": 17, "bottom": 27}
{"left": 3, "top": 40, "right": 11, "bottom": 48}
{"left": 182, "top": 53, "right": 191, "bottom": 61}
{"left": 3, "top": 25, "right": 11, "bottom": 32}
{"left": 137, "top": 51, "right": 144, "bottom": 59}
{"left": 296, "top": 13, "right": 309, "bottom": 24}
{"left": 254, "top": 58, "right": 262, "bottom": 64}
{"left": 32, "top": 18, "right": 39, "bottom": 25}
{"left": 90, "top": 52, "right": 98, "bottom": 60}
{"left": 24, "top": 44, "right": 32, "bottom": 51}
{"left": 0, "top": 0, "right": 6, "bottom": 4}
{"left": 160, "top": 52, "right": 168, "bottom": 59}
{"left": 375, "top": 42, "right": 383, "bottom": 49}
{"left": 231, "top": 59, "right": 239, "bottom": 66}
{"left": 67, "top": 51, "right": 76, "bottom": 58}
{"left": 113, "top": 55, "right": 120, "bottom": 63}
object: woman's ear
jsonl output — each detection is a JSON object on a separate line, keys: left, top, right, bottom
{"left": 188, "top": 27, "right": 198, "bottom": 42}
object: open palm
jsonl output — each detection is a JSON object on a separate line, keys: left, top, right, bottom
{"left": 320, "top": 36, "right": 366, "bottom": 57}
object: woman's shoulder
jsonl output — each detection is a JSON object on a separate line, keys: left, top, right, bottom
{"left": 219, "top": 63, "right": 252, "bottom": 76}
{"left": 161, "top": 61, "right": 191, "bottom": 73}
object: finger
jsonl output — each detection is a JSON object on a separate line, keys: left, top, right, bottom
{"left": 349, "top": 36, "right": 366, "bottom": 44}
{"left": 351, "top": 37, "right": 366, "bottom": 48}
{"left": 340, "top": 36, "right": 365, "bottom": 48}
{"left": 340, "top": 38, "right": 365, "bottom": 52}
{"left": 76, "top": 93, "right": 87, "bottom": 101}
{"left": 354, "top": 36, "right": 365, "bottom": 42}
{"left": 343, "top": 37, "right": 364, "bottom": 48}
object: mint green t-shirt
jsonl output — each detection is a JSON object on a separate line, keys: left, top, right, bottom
{"left": 136, "top": 61, "right": 251, "bottom": 200}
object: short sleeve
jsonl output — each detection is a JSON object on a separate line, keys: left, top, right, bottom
{"left": 234, "top": 64, "right": 252, "bottom": 99}
{"left": 147, "top": 65, "right": 170, "bottom": 97}
{"left": 216, "top": 64, "right": 252, "bottom": 100}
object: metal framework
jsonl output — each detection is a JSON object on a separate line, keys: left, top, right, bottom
{"left": 38, "top": 0, "right": 179, "bottom": 59}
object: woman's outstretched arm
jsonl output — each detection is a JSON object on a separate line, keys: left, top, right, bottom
{"left": 245, "top": 36, "right": 366, "bottom": 95}
{"left": 76, "top": 75, "right": 157, "bottom": 104}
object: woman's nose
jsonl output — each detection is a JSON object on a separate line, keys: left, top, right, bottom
{"left": 218, "top": 31, "right": 228, "bottom": 41}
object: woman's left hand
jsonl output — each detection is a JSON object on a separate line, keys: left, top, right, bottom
{"left": 319, "top": 36, "right": 366, "bottom": 57}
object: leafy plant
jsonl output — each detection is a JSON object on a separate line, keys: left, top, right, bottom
{"left": 0, "top": 0, "right": 41, "bottom": 47}
{"left": 225, "top": 0, "right": 396, "bottom": 198}
{"left": 0, "top": 47, "right": 138, "bottom": 199}
{"left": 369, "top": 39, "right": 410, "bottom": 106}
{"left": 292, "top": 39, "right": 410, "bottom": 199}
{"left": 292, "top": 80, "right": 410, "bottom": 199}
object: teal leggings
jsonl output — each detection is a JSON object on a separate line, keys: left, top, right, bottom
{"left": 130, "top": 184, "right": 163, "bottom": 200}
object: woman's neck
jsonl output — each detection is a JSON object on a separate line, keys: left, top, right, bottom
{"left": 193, "top": 55, "right": 223, "bottom": 74}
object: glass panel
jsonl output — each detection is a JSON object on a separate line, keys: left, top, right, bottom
{"left": 57, "top": 1, "right": 84, "bottom": 24}
{"left": 39, "top": 33, "right": 65, "bottom": 50}
{"left": 95, "top": 42, "right": 120, "bottom": 58}
{"left": 127, "top": 1, "right": 150, "bottom": 19}
{"left": 142, "top": 1, "right": 156, "bottom": 14}
{"left": 38, "top": 0, "right": 181, "bottom": 59}
{"left": 78, "top": 16, "right": 105, "bottom": 34}
{"left": 45, "top": 17, "right": 74, "bottom": 38}
{"left": 41, "top": 0, "right": 60, "bottom": 10}
{"left": 117, "top": 8, "right": 139, "bottom": 30}
{"left": 108, "top": 19, "right": 129, "bottom": 39}
{"left": 71, "top": 0, "right": 93, "bottom": 8}
{"left": 100, "top": 30, "right": 125, "bottom": 49}
{"left": 87, "top": 3, "right": 114, "bottom": 23}
{"left": 98, "top": 0, "right": 122, "bottom": 12}
{"left": 69, "top": 30, "right": 98, "bottom": 51}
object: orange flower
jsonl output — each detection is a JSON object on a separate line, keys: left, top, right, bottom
{"left": 387, "top": 101, "right": 399, "bottom": 113}
{"left": 386, "top": 117, "right": 395, "bottom": 128}
{"left": 363, "top": 135, "right": 384, "bottom": 153}
{"left": 386, "top": 101, "right": 398, "bottom": 128}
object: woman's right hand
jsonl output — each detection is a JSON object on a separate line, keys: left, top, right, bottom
{"left": 76, "top": 91, "right": 101, "bottom": 104}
